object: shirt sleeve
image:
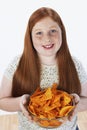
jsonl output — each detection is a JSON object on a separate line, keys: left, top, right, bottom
{"left": 73, "top": 57, "right": 87, "bottom": 85}
{"left": 4, "top": 55, "right": 20, "bottom": 81}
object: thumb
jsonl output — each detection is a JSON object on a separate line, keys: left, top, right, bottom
{"left": 22, "top": 94, "right": 30, "bottom": 105}
{"left": 22, "top": 98, "right": 27, "bottom": 105}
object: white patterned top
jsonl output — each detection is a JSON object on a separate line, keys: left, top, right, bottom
{"left": 4, "top": 55, "right": 87, "bottom": 130}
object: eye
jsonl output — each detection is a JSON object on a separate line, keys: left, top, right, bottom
{"left": 50, "top": 29, "right": 57, "bottom": 33}
{"left": 36, "top": 31, "right": 42, "bottom": 35}
{"left": 49, "top": 29, "right": 58, "bottom": 36}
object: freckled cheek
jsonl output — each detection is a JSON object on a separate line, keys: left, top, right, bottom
{"left": 32, "top": 38, "right": 42, "bottom": 46}
{"left": 55, "top": 34, "right": 62, "bottom": 44}
{"left": 52, "top": 35, "right": 60, "bottom": 42}
{"left": 34, "top": 38, "right": 43, "bottom": 45}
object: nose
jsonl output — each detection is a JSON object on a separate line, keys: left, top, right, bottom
{"left": 45, "top": 39, "right": 50, "bottom": 42}
{"left": 44, "top": 34, "right": 51, "bottom": 43}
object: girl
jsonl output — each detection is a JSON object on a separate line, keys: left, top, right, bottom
{"left": 0, "top": 7, "right": 87, "bottom": 130}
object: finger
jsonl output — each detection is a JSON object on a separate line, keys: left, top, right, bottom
{"left": 69, "top": 110, "right": 75, "bottom": 120}
{"left": 68, "top": 104, "right": 79, "bottom": 121}
{"left": 71, "top": 93, "right": 80, "bottom": 104}
{"left": 27, "top": 115, "right": 34, "bottom": 122}
{"left": 20, "top": 101, "right": 29, "bottom": 115}
{"left": 22, "top": 98, "right": 27, "bottom": 105}
{"left": 22, "top": 95, "right": 30, "bottom": 105}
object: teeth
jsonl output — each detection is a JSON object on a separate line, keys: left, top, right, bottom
{"left": 43, "top": 44, "right": 53, "bottom": 48}
{"left": 46, "top": 45, "right": 52, "bottom": 48}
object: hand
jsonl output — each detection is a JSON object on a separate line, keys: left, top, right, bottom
{"left": 20, "top": 94, "right": 32, "bottom": 121}
{"left": 68, "top": 93, "right": 80, "bottom": 121}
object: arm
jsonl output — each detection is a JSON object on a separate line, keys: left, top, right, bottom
{"left": 0, "top": 76, "right": 31, "bottom": 120}
{"left": 78, "top": 96, "right": 87, "bottom": 112}
{"left": 69, "top": 82, "right": 87, "bottom": 120}
{"left": 73, "top": 58, "right": 87, "bottom": 112}
{"left": 78, "top": 82, "right": 87, "bottom": 112}
{"left": 0, "top": 76, "right": 21, "bottom": 111}
{"left": 0, "top": 97, "right": 21, "bottom": 112}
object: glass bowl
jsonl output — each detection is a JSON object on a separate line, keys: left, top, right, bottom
{"left": 28, "top": 100, "right": 75, "bottom": 128}
{"left": 28, "top": 86, "right": 75, "bottom": 128}
{"left": 29, "top": 112, "right": 68, "bottom": 128}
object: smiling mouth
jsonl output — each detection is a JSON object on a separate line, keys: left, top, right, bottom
{"left": 42, "top": 44, "right": 54, "bottom": 49}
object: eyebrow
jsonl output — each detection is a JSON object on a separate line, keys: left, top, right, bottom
{"left": 33, "top": 25, "right": 59, "bottom": 32}
{"left": 49, "top": 25, "right": 58, "bottom": 29}
{"left": 34, "top": 29, "right": 42, "bottom": 32}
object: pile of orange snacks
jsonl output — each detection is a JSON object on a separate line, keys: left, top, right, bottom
{"left": 28, "top": 83, "right": 75, "bottom": 128}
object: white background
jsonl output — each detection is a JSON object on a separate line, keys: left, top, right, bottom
{"left": 0, "top": 0, "right": 87, "bottom": 114}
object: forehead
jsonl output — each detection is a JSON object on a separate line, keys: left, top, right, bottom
{"left": 32, "top": 17, "right": 60, "bottom": 31}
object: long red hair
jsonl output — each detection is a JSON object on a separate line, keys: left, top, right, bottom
{"left": 12, "top": 7, "right": 81, "bottom": 97}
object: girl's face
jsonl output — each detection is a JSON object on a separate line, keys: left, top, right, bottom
{"left": 32, "top": 17, "right": 62, "bottom": 58}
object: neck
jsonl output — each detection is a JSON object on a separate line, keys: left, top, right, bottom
{"left": 39, "top": 55, "right": 57, "bottom": 65}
